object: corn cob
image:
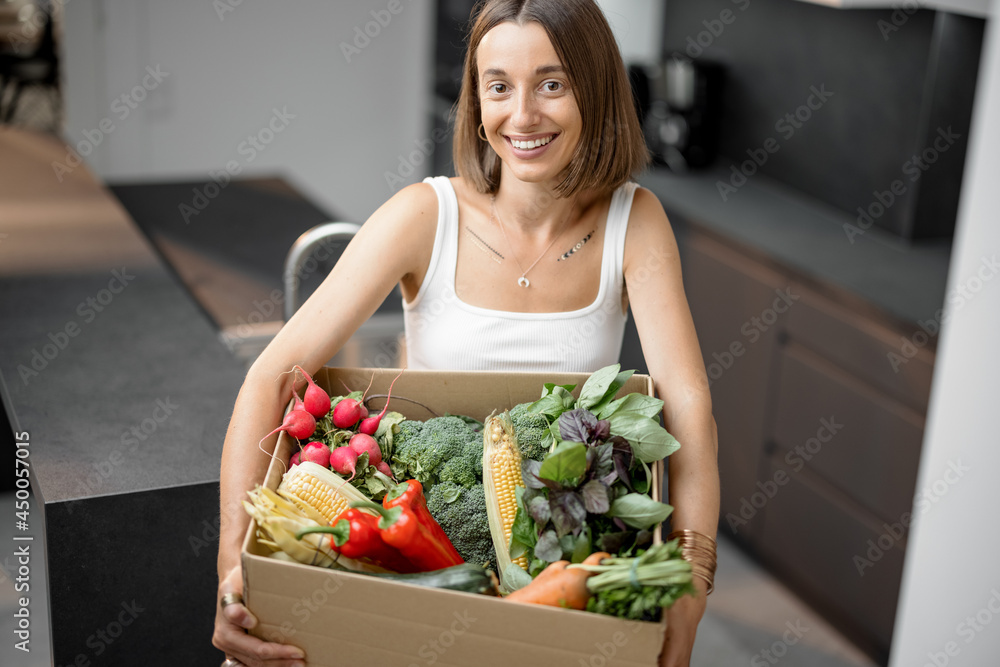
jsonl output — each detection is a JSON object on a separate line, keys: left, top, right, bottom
{"left": 483, "top": 411, "right": 529, "bottom": 589}
{"left": 242, "top": 486, "right": 339, "bottom": 568}
{"left": 277, "top": 461, "right": 371, "bottom": 525}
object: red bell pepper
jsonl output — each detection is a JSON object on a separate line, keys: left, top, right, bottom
{"left": 352, "top": 501, "right": 464, "bottom": 572}
{"left": 383, "top": 479, "right": 463, "bottom": 563}
{"left": 296, "top": 508, "right": 416, "bottom": 573}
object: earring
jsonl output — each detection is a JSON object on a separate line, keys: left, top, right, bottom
{"left": 478, "top": 123, "right": 488, "bottom": 141}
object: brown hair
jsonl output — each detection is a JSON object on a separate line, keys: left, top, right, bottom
{"left": 453, "top": 0, "right": 649, "bottom": 196}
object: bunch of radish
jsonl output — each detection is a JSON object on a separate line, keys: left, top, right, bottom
{"left": 263, "top": 366, "right": 403, "bottom": 485}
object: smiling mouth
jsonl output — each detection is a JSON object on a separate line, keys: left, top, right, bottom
{"left": 508, "top": 134, "right": 557, "bottom": 150}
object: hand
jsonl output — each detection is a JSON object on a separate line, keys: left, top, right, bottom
{"left": 659, "top": 580, "right": 708, "bottom": 667}
{"left": 213, "top": 565, "right": 307, "bottom": 667}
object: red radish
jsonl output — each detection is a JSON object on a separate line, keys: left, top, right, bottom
{"left": 358, "top": 370, "right": 404, "bottom": 436}
{"left": 331, "top": 398, "right": 366, "bottom": 429}
{"left": 290, "top": 451, "right": 301, "bottom": 467}
{"left": 376, "top": 461, "right": 395, "bottom": 480}
{"left": 294, "top": 365, "right": 331, "bottom": 418}
{"left": 257, "top": 390, "right": 316, "bottom": 472}
{"left": 349, "top": 433, "right": 382, "bottom": 467}
{"left": 301, "top": 441, "right": 331, "bottom": 467}
{"left": 329, "top": 446, "right": 359, "bottom": 481}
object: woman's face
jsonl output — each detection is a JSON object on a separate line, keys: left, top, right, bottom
{"left": 477, "top": 21, "right": 582, "bottom": 187}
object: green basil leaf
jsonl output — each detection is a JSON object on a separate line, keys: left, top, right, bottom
{"left": 538, "top": 441, "right": 587, "bottom": 484}
{"left": 510, "top": 487, "right": 537, "bottom": 553}
{"left": 607, "top": 493, "right": 674, "bottom": 530}
{"left": 502, "top": 563, "right": 534, "bottom": 592}
{"left": 527, "top": 392, "right": 572, "bottom": 422}
{"left": 588, "top": 368, "right": 636, "bottom": 415}
{"left": 607, "top": 412, "right": 680, "bottom": 463}
{"left": 571, "top": 526, "right": 593, "bottom": 563}
{"left": 578, "top": 364, "right": 621, "bottom": 411}
{"left": 597, "top": 393, "right": 664, "bottom": 421}
{"left": 542, "top": 382, "right": 578, "bottom": 397}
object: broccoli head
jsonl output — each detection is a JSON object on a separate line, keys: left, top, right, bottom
{"left": 426, "top": 481, "right": 495, "bottom": 571}
{"left": 390, "top": 416, "right": 481, "bottom": 489}
{"left": 509, "top": 403, "right": 552, "bottom": 461}
{"left": 438, "top": 438, "right": 484, "bottom": 489}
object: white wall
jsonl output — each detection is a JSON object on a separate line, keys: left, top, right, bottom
{"left": 890, "top": 2, "right": 1000, "bottom": 665}
{"left": 61, "top": 0, "right": 435, "bottom": 223}
{"left": 594, "top": 0, "right": 665, "bottom": 64}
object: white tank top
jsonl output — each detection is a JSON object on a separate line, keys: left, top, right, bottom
{"left": 403, "top": 176, "right": 636, "bottom": 373}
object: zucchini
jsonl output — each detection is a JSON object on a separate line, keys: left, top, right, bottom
{"left": 366, "top": 563, "right": 501, "bottom": 596}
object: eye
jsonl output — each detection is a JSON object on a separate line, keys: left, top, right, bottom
{"left": 488, "top": 83, "right": 508, "bottom": 94}
{"left": 543, "top": 80, "right": 563, "bottom": 92}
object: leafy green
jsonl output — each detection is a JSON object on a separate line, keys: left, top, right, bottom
{"left": 538, "top": 441, "right": 587, "bottom": 485}
{"left": 607, "top": 493, "right": 674, "bottom": 530}
{"left": 606, "top": 412, "right": 680, "bottom": 463}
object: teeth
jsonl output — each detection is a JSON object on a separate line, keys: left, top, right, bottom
{"left": 511, "top": 135, "right": 554, "bottom": 150}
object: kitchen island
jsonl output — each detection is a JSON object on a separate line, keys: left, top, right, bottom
{"left": 0, "top": 128, "right": 296, "bottom": 666}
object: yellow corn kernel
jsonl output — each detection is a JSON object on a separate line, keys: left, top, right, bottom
{"left": 277, "top": 461, "right": 370, "bottom": 525}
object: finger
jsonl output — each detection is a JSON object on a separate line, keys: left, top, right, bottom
{"left": 223, "top": 601, "right": 258, "bottom": 630}
{"left": 215, "top": 621, "right": 305, "bottom": 667}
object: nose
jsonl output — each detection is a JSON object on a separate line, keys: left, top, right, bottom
{"left": 511, "top": 89, "right": 540, "bottom": 130}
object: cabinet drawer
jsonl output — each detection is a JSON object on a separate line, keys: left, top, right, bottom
{"left": 681, "top": 232, "right": 787, "bottom": 540}
{"left": 785, "top": 286, "right": 935, "bottom": 414}
{"left": 757, "top": 459, "right": 904, "bottom": 657}
{"left": 771, "top": 342, "right": 924, "bottom": 524}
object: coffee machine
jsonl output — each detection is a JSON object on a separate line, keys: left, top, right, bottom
{"left": 630, "top": 58, "right": 725, "bottom": 171}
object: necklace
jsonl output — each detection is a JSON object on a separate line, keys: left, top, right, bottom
{"left": 491, "top": 195, "right": 574, "bottom": 288}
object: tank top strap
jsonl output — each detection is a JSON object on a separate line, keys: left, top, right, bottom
{"left": 408, "top": 176, "right": 459, "bottom": 309}
{"left": 603, "top": 181, "right": 638, "bottom": 306}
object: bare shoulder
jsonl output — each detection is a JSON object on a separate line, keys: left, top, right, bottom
{"left": 624, "top": 186, "right": 679, "bottom": 273}
{"left": 357, "top": 180, "right": 439, "bottom": 280}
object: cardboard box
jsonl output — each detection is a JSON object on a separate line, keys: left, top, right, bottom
{"left": 242, "top": 367, "right": 667, "bottom": 667}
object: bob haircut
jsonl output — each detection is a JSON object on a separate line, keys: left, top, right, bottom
{"left": 453, "top": 0, "right": 650, "bottom": 197}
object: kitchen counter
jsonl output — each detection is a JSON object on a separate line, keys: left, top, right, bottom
{"left": 0, "top": 128, "right": 251, "bottom": 665}
{"left": 639, "top": 166, "right": 952, "bottom": 330}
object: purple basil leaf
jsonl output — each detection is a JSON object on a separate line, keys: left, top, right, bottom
{"left": 636, "top": 529, "right": 653, "bottom": 547}
{"left": 558, "top": 408, "right": 598, "bottom": 444}
{"left": 527, "top": 494, "right": 551, "bottom": 525}
{"left": 550, "top": 490, "right": 588, "bottom": 538}
{"left": 581, "top": 480, "right": 610, "bottom": 514}
{"left": 613, "top": 517, "right": 627, "bottom": 531}
{"left": 534, "top": 530, "right": 562, "bottom": 562}
{"left": 597, "top": 530, "right": 632, "bottom": 553}
{"left": 522, "top": 459, "right": 545, "bottom": 490}
{"left": 600, "top": 470, "right": 619, "bottom": 487}
{"left": 592, "top": 442, "right": 614, "bottom": 479}
{"left": 611, "top": 436, "right": 635, "bottom": 492}
{"left": 594, "top": 419, "right": 611, "bottom": 442}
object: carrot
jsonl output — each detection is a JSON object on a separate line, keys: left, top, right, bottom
{"left": 505, "top": 551, "right": 610, "bottom": 610}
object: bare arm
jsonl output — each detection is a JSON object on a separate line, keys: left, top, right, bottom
{"left": 622, "top": 188, "right": 719, "bottom": 667}
{"left": 216, "top": 181, "right": 439, "bottom": 576}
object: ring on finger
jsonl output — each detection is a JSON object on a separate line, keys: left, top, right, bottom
{"left": 222, "top": 658, "right": 242, "bottom": 667}
{"left": 220, "top": 592, "right": 244, "bottom": 609}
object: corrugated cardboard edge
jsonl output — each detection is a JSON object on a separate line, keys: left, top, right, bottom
{"left": 242, "top": 368, "right": 670, "bottom": 667}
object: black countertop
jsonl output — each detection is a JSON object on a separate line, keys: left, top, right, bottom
{"left": 639, "top": 166, "right": 952, "bottom": 328}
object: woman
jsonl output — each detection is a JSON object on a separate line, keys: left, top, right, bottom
{"left": 213, "top": 1, "right": 719, "bottom": 666}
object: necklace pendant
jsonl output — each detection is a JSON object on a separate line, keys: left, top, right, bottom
{"left": 518, "top": 276, "right": 530, "bottom": 288}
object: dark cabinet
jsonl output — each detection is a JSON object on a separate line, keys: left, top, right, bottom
{"left": 679, "top": 227, "right": 934, "bottom": 662}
